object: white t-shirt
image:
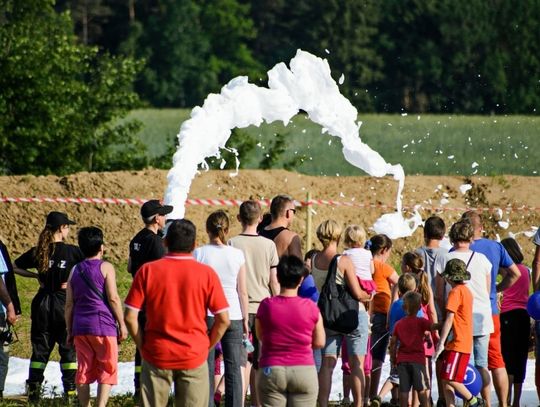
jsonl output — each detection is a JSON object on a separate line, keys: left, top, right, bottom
{"left": 343, "top": 247, "right": 373, "bottom": 280}
{"left": 194, "top": 244, "right": 245, "bottom": 320}
{"left": 441, "top": 250, "right": 494, "bottom": 336}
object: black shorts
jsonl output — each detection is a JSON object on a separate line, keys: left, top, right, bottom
{"left": 500, "top": 308, "right": 530, "bottom": 382}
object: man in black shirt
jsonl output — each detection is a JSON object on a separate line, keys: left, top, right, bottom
{"left": 128, "top": 200, "right": 172, "bottom": 399}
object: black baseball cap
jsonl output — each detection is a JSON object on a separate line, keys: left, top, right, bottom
{"left": 46, "top": 211, "right": 76, "bottom": 228}
{"left": 141, "top": 200, "right": 173, "bottom": 218}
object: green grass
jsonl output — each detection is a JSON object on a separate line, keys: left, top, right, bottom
{"left": 128, "top": 108, "right": 539, "bottom": 176}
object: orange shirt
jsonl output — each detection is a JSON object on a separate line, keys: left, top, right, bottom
{"left": 125, "top": 254, "right": 229, "bottom": 370}
{"left": 372, "top": 260, "right": 396, "bottom": 314}
{"left": 445, "top": 283, "right": 473, "bottom": 353}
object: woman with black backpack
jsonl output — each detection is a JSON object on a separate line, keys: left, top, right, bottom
{"left": 311, "top": 220, "right": 371, "bottom": 407}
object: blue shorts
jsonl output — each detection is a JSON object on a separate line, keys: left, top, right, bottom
{"left": 470, "top": 334, "right": 489, "bottom": 369}
{"left": 370, "top": 312, "right": 390, "bottom": 362}
{"left": 323, "top": 310, "right": 369, "bottom": 357}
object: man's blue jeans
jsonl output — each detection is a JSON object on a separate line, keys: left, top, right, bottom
{"left": 207, "top": 317, "right": 245, "bottom": 407}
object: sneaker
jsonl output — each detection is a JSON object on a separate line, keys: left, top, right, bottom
{"left": 465, "top": 396, "right": 485, "bottom": 407}
{"left": 370, "top": 396, "right": 381, "bottom": 407}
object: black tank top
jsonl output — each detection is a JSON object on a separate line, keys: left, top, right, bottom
{"left": 259, "top": 226, "right": 287, "bottom": 241}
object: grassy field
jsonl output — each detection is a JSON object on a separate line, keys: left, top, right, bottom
{"left": 127, "top": 109, "right": 539, "bottom": 177}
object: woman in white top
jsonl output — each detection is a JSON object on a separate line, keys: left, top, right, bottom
{"left": 194, "top": 210, "right": 248, "bottom": 407}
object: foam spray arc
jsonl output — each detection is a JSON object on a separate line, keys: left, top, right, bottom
{"left": 164, "top": 49, "right": 422, "bottom": 239}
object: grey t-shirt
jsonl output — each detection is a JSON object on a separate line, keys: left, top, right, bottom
{"left": 416, "top": 246, "right": 448, "bottom": 291}
{"left": 417, "top": 246, "right": 448, "bottom": 320}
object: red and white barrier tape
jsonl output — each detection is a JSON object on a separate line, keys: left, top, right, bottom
{"left": 0, "top": 196, "right": 539, "bottom": 212}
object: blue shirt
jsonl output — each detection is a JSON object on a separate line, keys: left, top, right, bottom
{"left": 298, "top": 275, "right": 319, "bottom": 303}
{"left": 389, "top": 298, "right": 423, "bottom": 334}
{"left": 470, "top": 238, "right": 514, "bottom": 314}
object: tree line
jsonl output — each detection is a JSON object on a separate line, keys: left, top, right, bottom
{"left": 1, "top": 0, "right": 539, "bottom": 175}
{"left": 57, "top": 0, "right": 540, "bottom": 114}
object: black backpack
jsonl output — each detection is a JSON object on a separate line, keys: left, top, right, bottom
{"left": 318, "top": 255, "right": 359, "bottom": 334}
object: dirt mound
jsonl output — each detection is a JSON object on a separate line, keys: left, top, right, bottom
{"left": 1, "top": 169, "right": 539, "bottom": 266}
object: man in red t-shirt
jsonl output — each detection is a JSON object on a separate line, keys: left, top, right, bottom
{"left": 125, "top": 219, "right": 230, "bottom": 407}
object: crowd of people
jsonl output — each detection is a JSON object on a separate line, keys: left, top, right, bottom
{"left": 0, "top": 194, "right": 539, "bottom": 407}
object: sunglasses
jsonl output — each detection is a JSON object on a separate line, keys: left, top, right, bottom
{"left": 287, "top": 208, "right": 297, "bottom": 214}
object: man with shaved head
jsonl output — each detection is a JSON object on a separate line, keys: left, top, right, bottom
{"left": 461, "top": 211, "right": 520, "bottom": 407}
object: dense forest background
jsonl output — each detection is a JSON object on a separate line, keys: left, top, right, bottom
{"left": 54, "top": 0, "right": 540, "bottom": 113}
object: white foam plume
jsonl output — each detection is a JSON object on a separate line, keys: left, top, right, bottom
{"left": 164, "top": 50, "right": 420, "bottom": 238}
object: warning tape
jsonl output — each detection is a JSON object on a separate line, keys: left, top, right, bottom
{"left": 0, "top": 196, "right": 539, "bottom": 213}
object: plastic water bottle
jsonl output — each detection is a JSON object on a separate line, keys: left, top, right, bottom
{"left": 242, "top": 337, "right": 255, "bottom": 353}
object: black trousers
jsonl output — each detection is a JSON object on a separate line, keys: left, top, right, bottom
{"left": 28, "top": 291, "right": 76, "bottom": 393}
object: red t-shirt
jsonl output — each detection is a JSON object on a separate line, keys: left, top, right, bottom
{"left": 393, "top": 316, "right": 432, "bottom": 364}
{"left": 125, "top": 254, "right": 229, "bottom": 370}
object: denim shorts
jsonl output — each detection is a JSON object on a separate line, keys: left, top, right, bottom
{"left": 470, "top": 334, "right": 489, "bottom": 369}
{"left": 322, "top": 310, "right": 369, "bottom": 357}
{"left": 370, "top": 312, "right": 390, "bottom": 362}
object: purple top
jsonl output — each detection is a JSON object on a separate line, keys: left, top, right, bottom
{"left": 71, "top": 259, "right": 117, "bottom": 336}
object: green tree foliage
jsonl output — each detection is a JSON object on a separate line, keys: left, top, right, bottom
{"left": 247, "top": 0, "right": 382, "bottom": 111}
{"left": 132, "top": 0, "right": 212, "bottom": 107}
{"left": 373, "top": 0, "right": 540, "bottom": 113}
{"left": 0, "top": 0, "right": 145, "bottom": 175}
{"left": 55, "top": 0, "right": 112, "bottom": 45}
{"left": 491, "top": 0, "right": 540, "bottom": 113}
{"left": 200, "top": 0, "right": 264, "bottom": 86}
{"left": 126, "top": 0, "right": 262, "bottom": 107}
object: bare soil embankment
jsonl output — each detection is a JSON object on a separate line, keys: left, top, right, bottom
{"left": 1, "top": 170, "right": 539, "bottom": 265}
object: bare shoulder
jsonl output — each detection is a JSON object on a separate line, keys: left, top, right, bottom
{"left": 339, "top": 254, "right": 354, "bottom": 268}
{"left": 274, "top": 229, "right": 297, "bottom": 245}
{"left": 101, "top": 261, "right": 115, "bottom": 276}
